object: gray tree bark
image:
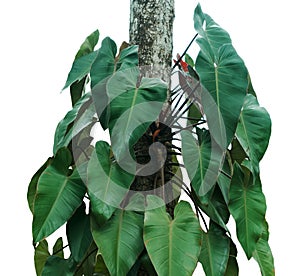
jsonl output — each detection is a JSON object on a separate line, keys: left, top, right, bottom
{"left": 129, "top": 0, "right": 175, "bottom": 80}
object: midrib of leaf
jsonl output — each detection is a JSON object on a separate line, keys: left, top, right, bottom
{"left": 116, "top": 210, "right": 124, "bottom": 274}
{"left": 37, "top": 173, "right": 70, "bottom": 239}
{"left": 214, "top": 65, "right": 224, "bottom": 143}
{"left": 102, "top": 163, "right": 113, "bottom": 202}
{"left": 206, "top": 234, "right": 214, "bottom": 275}
{"left": 124, "top": 87, "right": 139, "bottom": 138}
{"left": 242, "top": 186, "right": 250, "bottom": 253}
{"left": 169, "top": 221, "right": 173, "bottom": 275}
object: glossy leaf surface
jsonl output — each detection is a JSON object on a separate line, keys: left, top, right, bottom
{"left": 144, "top": 196, "right": 201, "bottom": 276}
{"left": 92, "top": 209, "right": 144, "bottom": 276}
{"left": 236, "top": 94, "right": 271, "bottom": 173}
{"left": 87, "top": 141, "right": 134, "bottom": 224}
{"left": 33, "top": 148, "right": 86, "bottom": 242}
{"left": 229, "top": 163, "right": 267, "bottom": 258}
{"left": 199, "top": 222, "right": 230, "bottom": 276}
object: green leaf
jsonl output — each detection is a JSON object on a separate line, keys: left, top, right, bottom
{"left": 235, "top": 94, "right": 271, "bottom": 173}
{"left": 66, "top": 203, "right": 93, "bottom": 263}
{"left": 181, "top": 128, "right": 224, "bottom": 201}
{"left": 69, "top": 30, "right": 100, "bottom": 106}
{"left": 106, "top": 67, "right": 167, "bottom": 167}
{"left": 224, "top": 240, "right": 239, "bottom": 276}
{"left": 53, "top": 237, "right": 64, "bottom": 258}
{"left": 27, "top": 157, "right": 53, "bottom": 213}
{"left": 230, "top": 137, "right": 247, "bottom": 165}
{"left": 195, "top": 43, "right": 247, "bottom": 148}
{"left": 75, "top": 30, "right": 100, "bottom": 60}
{"left": 90, "top": 37, "right": 138, "bottom": 88}
{"left": 253, "top": 237, "right": 275, "bottom": 276}
{"left": 53, "top": 92, "right": 93, "bottom": 154}
{"left": 194, "top": 5, "right": 247, "bottom": 147}
{"left": 228, "top": 163, "right": 267, "bottom": 258}
{"left": 41, "top": 256, "right": 75, "bottom": 276}
{"left": 34, "top": 240, "right": 50, "bottom": 276}
{"left": 92, "top": 209, "right": 144, "bottom": 276}
{"left": 199, "top": 222, "right": 230, "bottom": 276}
{"left": 87, "top": 141, "right": 134, "bottom": 224}
{"left": 32, "top": 148, "right": 86, "bottom": 242}
{"left": 144, "top": 196, "right": 201, "bottom": 276}
{"left": 63, "top": 51, "right": 99, "bottom": 90}
{"left": 194, "top": 4, "right": 231, "bottom": 55}
{"left": 185, "top": 53, "right": 195, "bottom": 67}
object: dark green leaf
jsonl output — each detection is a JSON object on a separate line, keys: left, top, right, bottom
{"left": 90, "top": 37, "right": 138, "bottom": 88}
{"left": 53, "top": 92, "right": 93, "bottom": 154}
{"left": 69, "top": 30, "right": 100, "bottom": 106}
{"left": 224, "top": 240, "right": 239, "bottom": 276}
{"left": 63, "top": 51, "right": 99, "bottom": 90}
{"left": 33, "top": 148, "right": 86, "bottom": 242}
{"left": 144, "top": 196, "right": 201, "bottom": 276}
{"left": 53, "top": 237, "right": 64, "bottom": 258}
{"left": 75, "top": 30, "right": 100, "bottom": 60}
{"left": 27, "top": 157, "right": 53, "bottom": 213}
{"left": 66, "top": 203, "right": 93, "bottom": 263}
{"left": 92, "top": 208, "right": 144, "bottom": 276}
{"left": 228, "top": 163, "right": 267, "bottom": 258}
{"left": 230, "top": 137, "right": 247, "bottom": 165}
{"left": 34, "top": 240, "right": 50, "bottom": 276}
{"left": 87, "top": 141, "right": 134, "bottom": 224}
{"left": 195, "top": 43, "right": 247, "bottom": 148}
{"left": 199, "top": 222, "right": 230, "bottom": 276}
{"left": 253, "top": 237, "right": 275, "bottom": 276}
{"left": 41, "top": 256, "right": 75, "bottom": 276}
{"left": 235, "top": 94, "right": 271, "bottom": 174}
{"left": 181, "top": 128, "right": 224, "bottom": 202}
{"left": 106, "top": 67, "right": 167, "bottom": 167}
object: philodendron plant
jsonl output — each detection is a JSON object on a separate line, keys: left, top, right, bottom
{"left": 28, "top": 3, "right": 274, "bottom": 276}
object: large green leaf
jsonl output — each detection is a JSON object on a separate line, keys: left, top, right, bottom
{"left": 90, "top": 37, "right": 138, "bottom": 88}
{"left": 27, "top": 157, "right": 53, "bottom": 213}
{"left": 228, "top": 163, "right": 267, "bottom": 258}
{"left": 194, "top": 5, "right": 247, "bottom": 147}
{"left": 69, "top": 30, "right": 100, "bottom": 106}
{"left": 66, "top": 203, "right": 93, "bottom": 263}
{"left": 32, "top": 148, "right": 86, "bottom": 242}
{"left": 106, "top": 67, "right": 167, "bottom": 169}
{"left": 144, "top": 196, "right": 201, "bottom": 276}
{"left": 235, "top": 94, "right": 271, "bottom": 173}
{"left": 181, "top": 128, "right": 224, "bottom": 200}
{"left": 92, "top": 208, "right": 144, "bottom": 276}
{"left": 87, "top": 141, "right": 134, "bottom": 224}
{"left": 253, "top": 237, "right": 275, "bottom": 276}
{"left": 34, "top": 240, "right": 50, "bottom": 276}
{"left": 53, "top": 92, "right": 94, "bottom": 154}
{"left": 199, "top": 222, "right": 230, "bottom": 276}
{"left": 194, "top": 4, "right": 231, "bottom": 55}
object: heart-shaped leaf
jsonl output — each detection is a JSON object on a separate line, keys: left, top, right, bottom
{"left": 144, "top": 196, "right": 201, "bottom": 276}
{"left": 92, "top": 209, "right": 144, "bottom": 276}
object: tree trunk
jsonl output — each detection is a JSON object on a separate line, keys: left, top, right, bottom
{"left": 129, "top": 1, "right": 175, "bottom": 274}
{"left": 129, "top": 0, "right": 175, "bottom": 80}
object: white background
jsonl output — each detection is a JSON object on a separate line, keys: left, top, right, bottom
{"left": 1, "top": 0, "right": 299, "bottom": 275}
